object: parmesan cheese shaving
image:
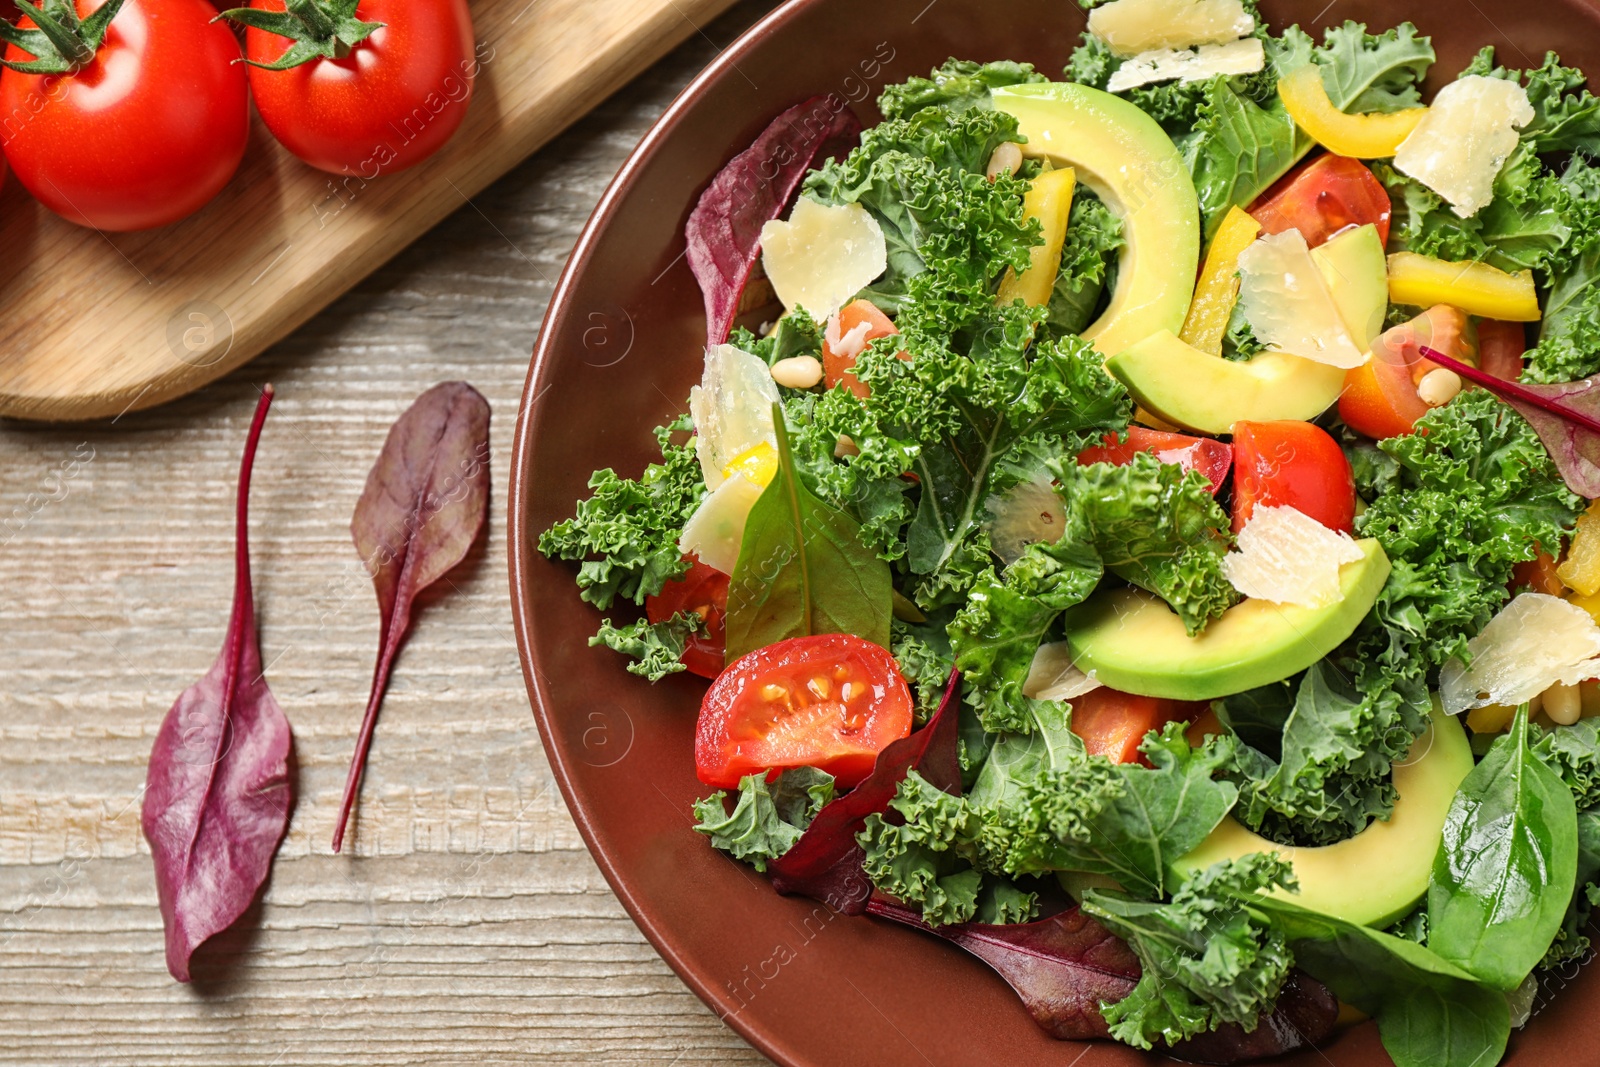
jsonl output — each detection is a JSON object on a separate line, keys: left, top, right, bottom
{"left": 1237, "top": 230, "right": 1367, "bottom": 369}
{"left": 1440, "top": 593, "right": 1600, "bottom": 716}
{"left": 1394, "top": 76, "right": 1534, "bottom": 219}
{"left": 759, "top": 198, "right": 888, "bottom": 320}
{"left": 1023, "top": 641, "right": 1103, "bottom": 701}
{"left": 1222, "top": 505, "right": 1365, "bottom": 607}
{"left": 679, "top": 473, "right": 766, "bottom": 576}
{"left": 1106, "top": 38, "right": 1265, "bottom": 93}
{"left": 1088, "top": 0, "right": 1254, "bottom": 56}
{"left": 688, "top": 344, "right": 779, "bottom": 492}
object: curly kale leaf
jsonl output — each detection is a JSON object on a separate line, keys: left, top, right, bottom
{"left": 693, "top": 767, "right": 835, "bottom": 873}
{"left": 878, "top": 58, "right": 1048, "bottom": 121}
{"left": 728, "top": 311, "right": 824, "bottom": 370}
{"left": 1060, "top": 452, "right": 1239, "bottom": 636}
{"left": 588, "top": 612, "right": 698, "bottom": 680}
{"left": 1083, "top": 854, "right": 1297, "bottom": 1049}
{"left": 538, "top": 415, "right": 704, "bottom": 610}
{"left": 858, "top": 768, "right": 1040, "bottom": 926}
{"left": 1535, "top": 719, "right": 1600, "bottom": 810}
{"left": 1312, "top": 21, "right": 1435, "bottom": 114}
{"left": 1462, "top": 47, "right": 1600, "bottom": 155}
{"left": 1043, "top": 191, "right": 1123, "bottom": 340}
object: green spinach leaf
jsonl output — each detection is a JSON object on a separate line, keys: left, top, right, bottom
{"left": 1254, "top": 898, "right": 1511, "bottom": 1067}
{"left": 723, "top": 404, "right": 893, "bottom": 660}
{"left": 1428, "top": 705, "right": 1579, "bottom": 990}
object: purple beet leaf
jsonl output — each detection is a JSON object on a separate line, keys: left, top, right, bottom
{"left": 333, "top": 382, "right": 491, "bottom": 852}
{"left": 1421, "top": 347, "right": 1600, "bottom": 497}
{"left": 866, "top": 897, "right": 1339, "bottom": 1063}
{"left": 767, "top": 671, "right": 962, "bottom": 912}
{"left": 142, "top": 385, "right": 293, "bottom": 983}
{"left": 685, "top": 95, "right": 862, "bottom": 345}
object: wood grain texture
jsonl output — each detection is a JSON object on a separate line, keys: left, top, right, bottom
{"left": 0, "top": 2, "right": 782, "bottom": 1062}
{"left": 0, "top": 0, "right": 739, "bottom": 423}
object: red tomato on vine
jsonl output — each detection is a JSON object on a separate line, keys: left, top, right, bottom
{"left": 222, "top": 0, "right": 476, "bottom": 176}
{"left": 0, "top": 0, "right": 248, "bottom": 231}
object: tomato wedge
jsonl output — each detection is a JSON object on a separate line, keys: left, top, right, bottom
{"left": 1339, "top": 305, "right": 1476, "bottom": 440}
{"left": 645, "top": 557, "right": 729, "bottom": 679}
{"left": 1069, "top": 688, "right": 1206, "bottom": 765}
{"left": 1477, "top": 319, "right": 1527, "bottom": 381}
{"left": 1230, "top": 420, "right": 1356, "bottom": 534}
{"left": 1249, "top": 154, "right": 1392, "bottom": 248}
{"left": 823, "top": 299, "right": 901, "bottom": 398}
{"left": 695, "top": 634, "right": 913, "bottom": 788}
{"left": 1077, "top": 426, "right": 1233, "bottom": 494}
{"left": 1513, "top": 549, "right": 1566, "bottom": 597}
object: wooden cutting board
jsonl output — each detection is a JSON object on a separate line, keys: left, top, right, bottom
{"left": 0, "top": 0, "right": 738, "bottom": 422}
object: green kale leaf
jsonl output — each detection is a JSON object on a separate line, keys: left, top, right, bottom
{"left": 539, "top": 415, "right": 704, "bottom": 610}
{"left": 878, "top": 58, "right": 1049, "bottom": 121}
{"left": 1043, "top": 191, "right": 1123, "bottom": 340}
{"left": 693, "top": 767, "right": 836, "bottom": 873}
{"left": 588, "top": 612, "right": 698, "bottom": 680}
{"left": 1083, "top": 854, "right": 1296, "bottom": 1049}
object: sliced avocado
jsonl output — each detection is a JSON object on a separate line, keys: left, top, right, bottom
{"left": 994, "top": 83, "right": 1199, "bottom": 358}
{"left": 1064, "top": 538, "right": 1390, "bottom": 701}
{"left": 1312, "top": 223, "right": 1388, "bottom": 350}
{"left": 1106, "top": 329, "right": 1346, "bottom": 436}
{"left": 1176, "top": 701, "right": 1474, "bottom": 927}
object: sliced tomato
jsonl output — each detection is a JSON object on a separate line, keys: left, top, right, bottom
{"left": 823, "top": 299, "right": 901, "bottom": 398}
{"left": 645, "top": 557, "right": 729, "bottom": 679}
{"left": 1513, "top": 549, "right": 1565, "bottom": 597}
{"left": 1249, "top": 154, "right": 1392, "bottom": 249}
{"left": 1229, "top": 420, "right": 1356, "bottom": 534}
{"left": 1339, "top": 305, "right": 1476, "bottom": 440}
{"left": 1077, "top": 426, "right": 1233, "bottom": 494}
{"left": 695, "top": 634, "right": 913, "bottom": 788}
{"left": 1477, "top": 319, "right": 1527, "bottom": 381}
{"left": 1070, "top": 688, "right": 1206, "bottom": 765}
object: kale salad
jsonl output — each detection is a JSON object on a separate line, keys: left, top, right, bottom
{"left": 541, "top": 1, "right": 1600, "bottom": 1063}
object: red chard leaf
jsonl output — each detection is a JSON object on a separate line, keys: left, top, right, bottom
{"left": 1421, "top": 347, "right": 1600, "bottom": 497}
{"left": 685, "top": 95, "right": 862, "bottom": 345}
{"left": 142, "top": 386, "right": 293, "bottom": 983}
{"left": 866, "top": 898, "right": 1338, "bottom": 1062}
{"left": 866, "top": 897, "right": 1138, "bottom": 1041}
{"left": 767, "top": 671, "right": 962, "bottom": 911}
{"left": 333, "top": 382, "right": 491, "bottom": 852}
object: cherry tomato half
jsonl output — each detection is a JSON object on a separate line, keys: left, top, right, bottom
{"left": 1077, "top": 426, "right": 1234, "bottom": 494}
{"left": 1339, "top": 305, "right": 1476, "bottom": 440}
{"left": 1230, "top": 420, "right": 1356, "bottom": 534}
{"left": 1070, "top": 688, "right": 1206, "bottom": 765}
{"left": 0, "top": 0, "right": 248, "bottom": 231}
{"left": 823, "top": 299, "right": 902, "bottom": 398}
{"left": 1513, "top": 549, "right": 1565, "bottom": 597}
{"left": 645, "top": 557, "right": 729, "bottom": 679}
{"left": 244, "top": 0, "right": 476, "bottom": 176}
{"left": 695, "top": 633, "right": 913, "bottom": 788}
{"left": 1249, "top": 154, "right": 1392, "bottom": 249}
{"left": 1478, "top": 319, "right": 1527, "bottom": 381}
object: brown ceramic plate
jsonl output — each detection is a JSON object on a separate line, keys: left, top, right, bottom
{"left": 509, "top": 1, "right": 1600, "bottom": 1063}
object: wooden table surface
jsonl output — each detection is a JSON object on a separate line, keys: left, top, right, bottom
{"left": 0, "top": 3, "right": 781, "bottom": 1062}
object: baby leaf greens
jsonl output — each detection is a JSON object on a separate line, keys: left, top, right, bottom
{"left": 333, "top": 382, "right": 491, "bottom": 852}
{"left": 142, "top": 386, "right": 293, "bottom": 983}
{"left": 723, "top": 403, "right": 892, "bottom": 662}
{"left": 1428, "top": 705, "right": 1578, "bottom": 990}
{"left": 685, "top": 96, "right": 861, "bottom": 345}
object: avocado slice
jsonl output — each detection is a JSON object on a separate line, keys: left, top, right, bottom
{"left": 1312, "top": 223, "right": 1388, "bottom": 350}
{"left": 1105, "top": 330, "right": 1346, "bottom": 436}
{"left": 995, "top": 83, "right": 1199, "bottom": 358}
{"left": 1176, "top": 701, "right": 1474, "bottom": 927}
{"left": 1064, "top": 538, "right": 1390, "bottom": 701}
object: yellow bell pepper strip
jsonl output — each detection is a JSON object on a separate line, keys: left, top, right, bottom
{"left": 722, "top": 441, "right": 779, "bottom": 487}
{"left": 997, "top": 166, "right": 1077, "bottom": 308}
{"left": 1387, "top": 252, "right": 1541, "bottom": 321}
{"left": 1466, "top": 703, "right": 1519, "bottom": 734}
{"left": 1179, "top": 206, "right": 1260, "bottom": 355}
{"left": 1559, "top": 500, "right": 1600, "bottom": 597}
{"left": 1278, "top": 65, "right": 1427, "bottom": 159}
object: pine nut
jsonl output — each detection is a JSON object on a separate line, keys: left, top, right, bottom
{"left": 1546, "top": 683, "right": 1583, "bottom": 725}
{"left": 770, "top": 355, "right": 824, "bottom": 390}
{"left": 986, "top": 142, "right": 1024, "bottom": 180}
{"left": 1417, "top": 368, "right": 1462, "bottom": 407}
